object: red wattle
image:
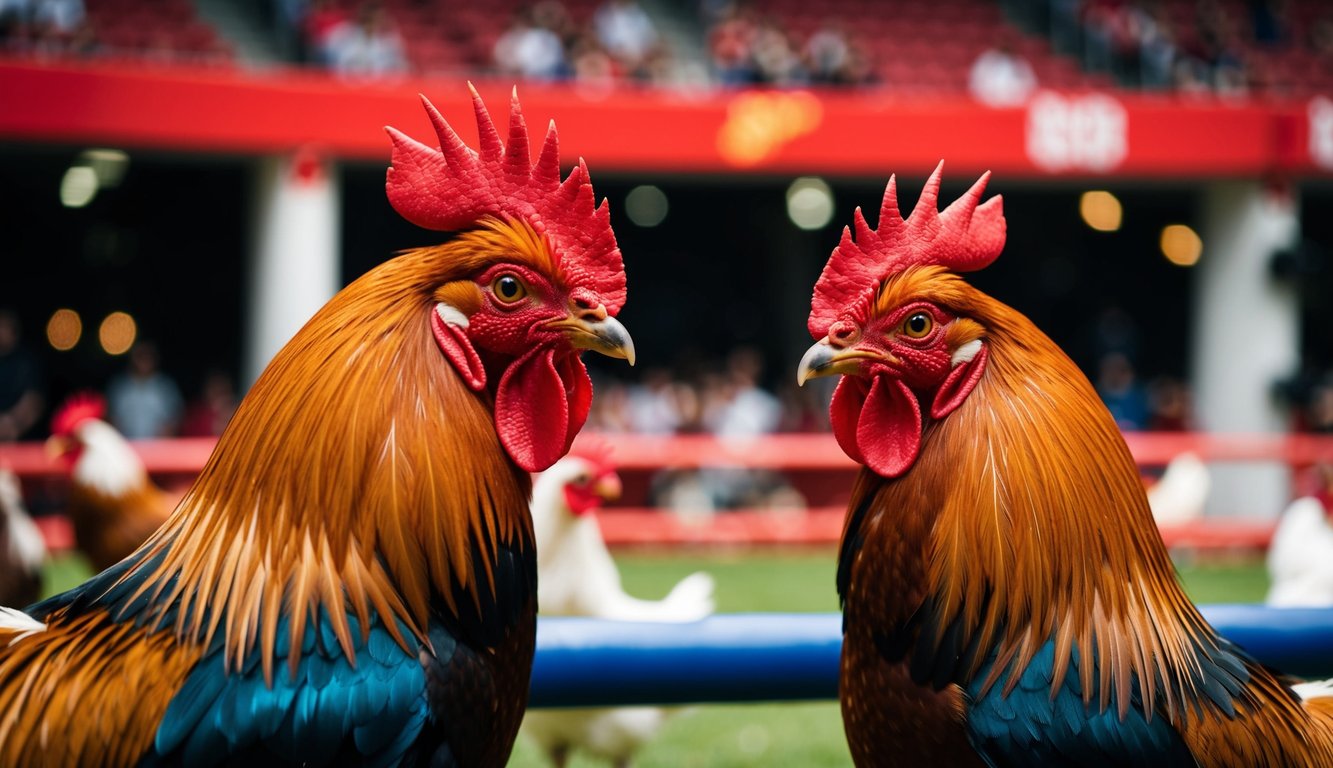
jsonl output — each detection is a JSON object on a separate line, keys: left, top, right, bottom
{"left": 831, "top": 375, "right": 923, "bottom": 478}
{"left": 495, "top": 347, "right": 592, "bottom": 472}
{"left": 858, "top": 377, "right": 923, "bottom": 478}
{"left": 556, "top": 350, "right": 592, "bottom": 456}
{"left": 830, "top": 376, "right": 869, "bottom": 466}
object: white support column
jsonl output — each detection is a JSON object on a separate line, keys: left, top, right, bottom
{"left": 245, "top": 149, "right": 340, "bottom": 387}
{"left": 1193, "top": 181, "right": 1300, "bottom": 518}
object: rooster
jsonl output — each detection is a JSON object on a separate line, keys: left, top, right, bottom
{"left": 0, "top": 467, "right": 44, "bottom": 608}
{"left": 0, "top": 86, "right": 634, "bottom": 767}
{"left": 46, "top": 393, "right": 175, "bottom": 570}
{"left": 796, "top": 164, "right": 1333, "bottom": 766}
{"left": 523, "top": 441, "right": 714, "bottom": 768}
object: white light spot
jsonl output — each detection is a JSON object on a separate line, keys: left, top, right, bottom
{"left": 786, "top": 177, "right": 834, "bottom": 230}
{"left": 435, "top": 303, "right": 469, "bottom": 328}
{"left": 624, "top": 185, "right": 668, "bottom": 227}
{"left": 951, "top": 339, "right": 983, "bottom": 366}
{"left": 60, "top": 166, "right": 97, "bottom": 208}
{"left": 80, "top": 148, "right": 130, "bottom": 188}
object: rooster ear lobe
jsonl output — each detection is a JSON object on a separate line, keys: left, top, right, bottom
{"left": 930, "top": 342, "right": 988, "bottom": 420}
{"left": 432, "top": 305, "right": 487, "bottom": 392}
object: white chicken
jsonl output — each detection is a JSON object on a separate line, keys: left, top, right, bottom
{"left": 46, "top": 393, "right": 175, "bottom": 571}
{"left": 524, "top": 442, "right": 715, "bottom": 768}
{"left": 1147, "top": 451, "right": 1211, "bottom": 527}
{"left": 1266, "top": 496, "right": 1333, "bottom": 607}
{"left": 0, "top": 467, "right": 45, "bottom": 607}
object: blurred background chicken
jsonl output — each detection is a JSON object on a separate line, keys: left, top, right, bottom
{"left": 45, "top": 393, "right": 175, "bottom": 570}
{"left": 1266, "top": 497, "right": 1333, "bottom": 606}
{"left": 0, "top": 468, "right": 43, "bottom": 608}
{"left": 524, "top": 441, "right": 714, "bottom": 767}
{"left": 1146, "top": 451, "right": 1212, "bottom": 527}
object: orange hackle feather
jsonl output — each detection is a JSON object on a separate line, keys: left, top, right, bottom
{"left": 0, "top": 88, "right": 620, "bottom": 767}
{"left": 0, "top": 220, "right": 553, "bottom": 765}
{"left": 836, "top": 269, "right": 1333, "bottom": 764}
{"left": 113, "top": 219, "right": 547, "bottom": 685}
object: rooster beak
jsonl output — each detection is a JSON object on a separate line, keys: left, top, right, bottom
{"left": 551, "top": 313, "right": 636, "bottom": 366}
{"left": 799, "top": 338, "right": 863, "bottom": 384}
{"left": 45, "top": 435, "right": 71, "bottom": 459}
{"left": 797, "top": 339, "right": 888, "bottom": 386}
{"left": 595, "top": 472, "right": 623, "bottom": 502}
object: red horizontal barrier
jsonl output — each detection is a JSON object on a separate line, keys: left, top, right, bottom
{"left": 4, "top": 432, "right": 1313, "bottom": 553}
{"left": 3, "top": 432, "right": 1331, "bottom": 476}
{"left": 0, "top": 58, "right": 1328, "bottom": 178}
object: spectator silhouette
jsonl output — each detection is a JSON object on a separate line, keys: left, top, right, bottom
{"left": 106, "top": 341, "right": 183, "bottom": 439}
{"left": 0, "top": 310, "right": 44, "bottom": 442}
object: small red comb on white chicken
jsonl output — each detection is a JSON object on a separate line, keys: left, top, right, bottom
{"left": 45, "top": 393, "right": 175, "bottom": 571}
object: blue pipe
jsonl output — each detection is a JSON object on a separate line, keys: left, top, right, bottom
{"left": 529, "top": 607, "right": 1333, "bottom": 708}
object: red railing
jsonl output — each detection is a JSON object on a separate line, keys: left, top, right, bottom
{"left": 5, "top": 433, "right": 1330, "bottom": 551}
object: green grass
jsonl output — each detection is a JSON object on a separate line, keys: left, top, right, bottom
{"left": 37, "top": 549, "right": 1271, "bottom": 768}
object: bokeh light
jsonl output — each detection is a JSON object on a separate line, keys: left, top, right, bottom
{"left": 1079, "top": 191, "right": 1122, "bottom": 232}
{"left": 46, "top": 308, "right": 82, "bottom": 351}
{"left": 786, "top": 177, "right": 834, "bottom": 230}
{"left": 1161, "top": 224, "right": 1203, "bottom": 266}
{"left": 625, "top": 185, "right": 668, "bottom": 227}
{"left": 98, "top": 311, "right": 137, "bottom": 355}
{"left": 60, "top": 166, "right": 98, "bottom": 208}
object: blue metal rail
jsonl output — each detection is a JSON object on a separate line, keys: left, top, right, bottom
{"left": 530, "top": 607, "right": 1333, "bottom": 708}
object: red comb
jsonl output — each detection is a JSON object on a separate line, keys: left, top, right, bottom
{"left": 52, "top": 392, "right": 105, "bottom": 436}
{"left": 568, "top": 435, "right": 616, "bottom": 476}
{"left": 808, "top": 162, "right": 1006, "bottom": 338}
{"left": 385, "top": 85, "right": 626, "bottom": 314}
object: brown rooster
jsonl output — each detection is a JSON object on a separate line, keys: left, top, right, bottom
{"left": 797, "top": 164, "right": 1333, "bottom": 766}
{"left": 46, "top": 393, "right": 175, "bottom": 570}
{"left": 0, "top": 86, "right": 633, "bottom": 767}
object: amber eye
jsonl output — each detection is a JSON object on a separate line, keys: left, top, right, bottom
{"left": 902, "top": 312, "right": 934, "bottom": 339}
{"left": 493, "top": 274, "right": 527, "bottom": 304}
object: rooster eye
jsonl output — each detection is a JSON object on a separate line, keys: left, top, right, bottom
{"left": 902, "top": 312, "right": 934, "bottom": 339}
{"left": 492, "top": 274, "right": 528, "bottom": 305}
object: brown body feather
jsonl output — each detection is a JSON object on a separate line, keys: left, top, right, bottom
{"left": 66, "top": 481, "right": 173, "bottom": 571}
{"left": 840, "top": 268, "right": 1333, "bottom": 766}
{"left": 0, "top": 222, "right": 552, "bottom": 765}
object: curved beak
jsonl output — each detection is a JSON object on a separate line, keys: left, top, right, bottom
{"left": 797, "top": 339, "right": 890, "bottom": 386}
{"left": 550, "top": 314, "right": 636, "bottom": 366}
{"left": 595, "top": 472, "right": 623, "bottom": 502}
{"left": 45, "top": 435, "right": 72, "bottom": 460}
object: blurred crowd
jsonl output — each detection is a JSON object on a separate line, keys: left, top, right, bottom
{"left": 4, "top": 0, "right": 1333, "bottom": 98}
{"left": 703, "top": 2, "right": 878, "bottom": 87}
{"left": 0, "top": 0, "right": 95, "bottom": 58}
{"left": 3, "top": 302, "right": 1332, "bottom": 512}
{"left": 1020, "top": 0, "right": 1333, "bottom": 96}
{"left": 0, "top": 310, "right": 237, "bottom": 443}
{"left": 584, "top": 347, "right": 825, "bottom": 512}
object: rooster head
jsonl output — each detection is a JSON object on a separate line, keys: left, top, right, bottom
{"left": 46, "top": 392, "right": 107, "bottom": 465}
{"left": 385, "top": 86, "right": 634, "bottom": 472}
{"left": 559, "top": 438, "right": 621, "bottom": 516}
{"left": 797, "top": 163, "right": 1006, "bottom": 478}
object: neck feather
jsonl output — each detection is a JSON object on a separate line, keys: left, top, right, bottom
{"left": 113, "top": 250, "right": 533, "bottom": 682}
